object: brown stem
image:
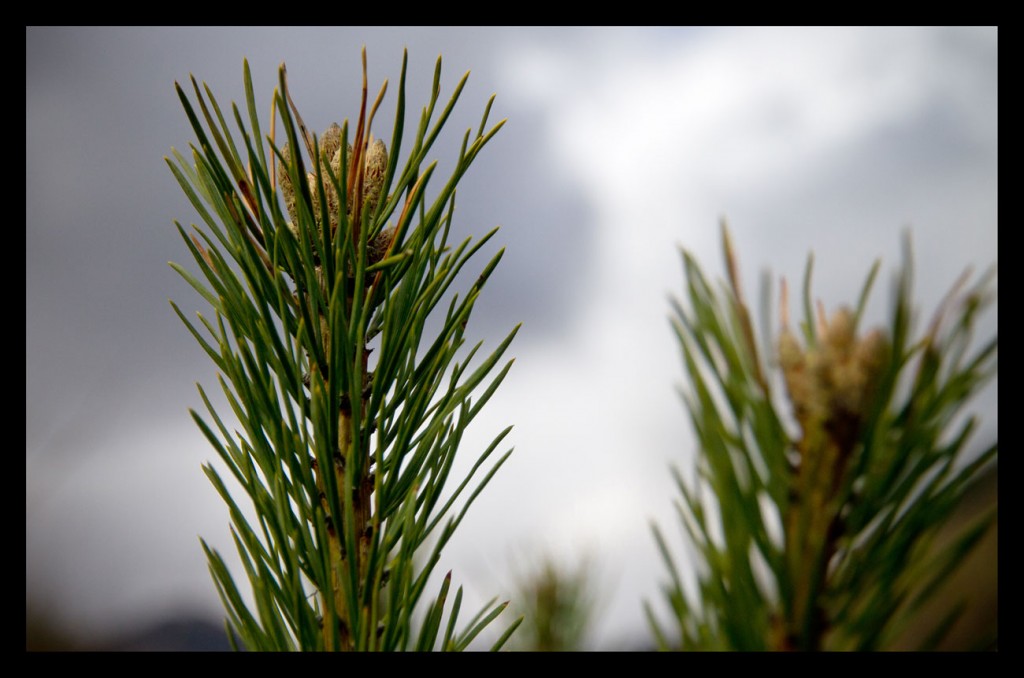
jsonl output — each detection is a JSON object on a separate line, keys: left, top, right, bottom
{"left": 782, "top": 419, "right": 859, "bottom": 651}
{"left": 319, "top": 346, "right": 374, "bottom": 651}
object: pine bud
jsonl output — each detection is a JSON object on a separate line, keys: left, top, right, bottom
{"left": 780, "top": 330, "right": 825, "bottom": 424}
{"left": 368, "top": 225, "right": 397, "bottom": 266}
{"left": 318, "top": 123, "right": 344, "bottom": 171}
{"left": 362, "top": 138, "right": 388, "bottom": 216}
{"left": 279, "top": 126, "right": 392, "bottom": 261}
{"left": 822, "top": 307, "right": 855, "bottom": 358}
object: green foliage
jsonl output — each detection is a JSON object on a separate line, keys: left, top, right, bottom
{"left": 511, "top": 554, "right": 599, "bottom": 651}
{"left": 168, "top": 51, "right": 521, "bottom": 651}
{"left": 647, "top": 223, "right": 996, "bottom": 651}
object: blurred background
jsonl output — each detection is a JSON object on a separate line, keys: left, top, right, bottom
{"left": 26, "top": 27, "right": 997, "bottom": 650}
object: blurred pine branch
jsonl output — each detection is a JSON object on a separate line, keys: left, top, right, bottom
{"left": 511, "top": 554, "right": 599, "bottom": 651}
{"left": 647, "top": 222, "right": 996, "bottom": 651}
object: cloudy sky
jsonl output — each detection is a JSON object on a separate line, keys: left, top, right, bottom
{"left": 26, "top": 27, "right": 997, "bottom": 649}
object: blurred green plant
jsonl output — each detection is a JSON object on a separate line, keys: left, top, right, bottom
{"left": 511, "top": 554, "right": 599, "bottom": 651}
{"left": 167, "top": 50, "right": 521, "bottom": 651}
{"left": 647, "top": 223, "right": 996, "bottom": 651}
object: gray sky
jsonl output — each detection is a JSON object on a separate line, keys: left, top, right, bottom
{"left": 26, "top": 26, "right": 997, "bottom": 649}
